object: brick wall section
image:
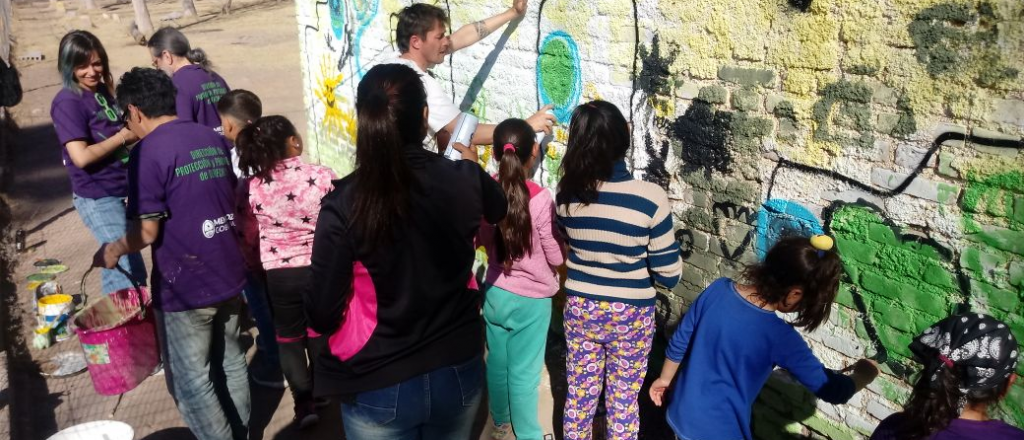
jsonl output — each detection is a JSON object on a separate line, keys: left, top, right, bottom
{"left": 296, "top": 0, "right": 1024, "bottom": 438}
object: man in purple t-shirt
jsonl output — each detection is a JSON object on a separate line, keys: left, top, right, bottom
{"left": 93, "top": 67, "right": 249, "bottom": 440}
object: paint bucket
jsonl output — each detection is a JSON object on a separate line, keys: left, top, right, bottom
{"left": 37, "top": 294, "right": 73, "bottom": 341}
{"left": 46, "top": 420, "right": 134, "bottom": 440}
{"left": 73, "top": 268, "right": 158, "bottom": 396}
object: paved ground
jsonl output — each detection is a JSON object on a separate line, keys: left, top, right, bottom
{"left": 0, "top": 1, "right": 574, "bottom": 439}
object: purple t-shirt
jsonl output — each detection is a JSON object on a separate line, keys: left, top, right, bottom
{"left": 127, "top": 119, "right": 246, "bottom": 312}
{"left": 171, "top": 64, "right": 229, "bottom": 131}
{"left": 50, "top": 87, "right": 130, "bottom": 198}
{"left": 872, "top": 413, "right": 1024, "bottom": 440}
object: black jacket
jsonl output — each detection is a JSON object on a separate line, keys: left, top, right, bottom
{"left": 306, "top": 145, "right": 506, "bottom": 396}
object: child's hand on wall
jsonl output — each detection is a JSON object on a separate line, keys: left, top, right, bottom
{"left": 844, "top": 358, "right": 880, "bottom": 391}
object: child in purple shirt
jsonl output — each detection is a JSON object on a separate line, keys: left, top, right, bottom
{"left": 148, "top": 27, "right": 229, "bottom": 132}
{"left": 870, "top": 313, "right": 1022, "bottom": 440}
{"left": 51, "top": 30, "right": 147, "bottom": 295}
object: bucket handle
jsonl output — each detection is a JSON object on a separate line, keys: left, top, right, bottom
{"left": 79, "top": 265, "right": 148, "bottom": 319}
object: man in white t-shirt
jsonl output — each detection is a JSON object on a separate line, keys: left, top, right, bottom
{"left": 385, "top": 1, "right": 555, "bottom": 150}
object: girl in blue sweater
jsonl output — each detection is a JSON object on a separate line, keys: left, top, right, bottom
{"left": 649, "top": 235, "right": 880, "bottom": 440}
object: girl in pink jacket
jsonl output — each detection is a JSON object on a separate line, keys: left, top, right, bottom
{"left": 478, "top": 118, "right": 565, "bottom": 440}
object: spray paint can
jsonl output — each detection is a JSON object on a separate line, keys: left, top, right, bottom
{"left": 15, "top": 229, "right": 25, "bottom": 252}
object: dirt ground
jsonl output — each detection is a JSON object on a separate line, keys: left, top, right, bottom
{"left": 2, "top": 0, "right": 330, "bottom": 438}
{"left": 0, "top": 0, "right": 573, "bottom": 439}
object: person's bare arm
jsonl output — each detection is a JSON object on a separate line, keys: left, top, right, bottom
{"left": 448, "top": 0, "right": 527, "bottom": 53}
{"left": 65, "top": 127, "right": 138, "bottom": 168}
{"left": 93, "top": 219, "right": 160, "bottom": 268}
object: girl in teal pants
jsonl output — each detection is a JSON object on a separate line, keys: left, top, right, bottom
{"left": 478, "top": 119, "right": 565, "bottom": 440}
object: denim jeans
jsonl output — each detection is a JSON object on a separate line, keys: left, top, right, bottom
{"left": 341, "top": 355, "right": 484, "bottom": 440}
{"left": 72, "top": 195, "right": 147, "bottom": 294}
{"left": 241, "top": 272, "right": 279, "bottom": 364}
{"left": 157, "top": 296, "right": 251, "bottom": 440}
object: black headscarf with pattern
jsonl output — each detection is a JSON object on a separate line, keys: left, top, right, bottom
{"left": 910, "top": 313, "right": 1019, "bottom": 392}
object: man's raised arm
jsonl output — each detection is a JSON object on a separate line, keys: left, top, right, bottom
{"left": 448, "top": 0, "right": 527, "bottom": 53}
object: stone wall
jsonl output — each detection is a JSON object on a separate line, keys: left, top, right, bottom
{"left": 295, "top": 0, "right": 1024, "bottom": 438}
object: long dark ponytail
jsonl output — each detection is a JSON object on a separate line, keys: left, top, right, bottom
{"left": 352, "top": 64, "right": 426, "bottom": 246}
{"left": 557, "top": 100, "right": 630, "bottom": 208}
{"left": 492, "top": 118, "right": 535, "bottom": 270}
{"left": 235, "top": 115, "right": 296, "bottom": 180}
{"left": 898, "top": 366, "right": 1008, "bottom": 439}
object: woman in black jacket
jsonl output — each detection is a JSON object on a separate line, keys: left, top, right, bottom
{"left": 305, "top": 63, "right": 506, "bottom": 440}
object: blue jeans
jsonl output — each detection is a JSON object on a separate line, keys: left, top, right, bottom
{"left": 72, "top": 195, "right": 147, "bottom": 294}
{"left": 157, "top": 297, "right": 250, "bottom": 440}
{"left": 241, "top": 272, "right": 279, "bottom": 364}
{"left": 341, "top": 355, "right": 484, "bottom": 440}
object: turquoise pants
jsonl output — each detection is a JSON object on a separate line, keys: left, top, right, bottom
{"left": 483, "top": 285, "right": 552, "bottom": 440}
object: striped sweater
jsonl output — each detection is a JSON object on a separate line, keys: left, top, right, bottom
{"left": 556, "top": 161, "right": 683, "bottom": 306}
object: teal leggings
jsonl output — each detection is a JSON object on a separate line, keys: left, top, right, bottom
{"left": 483, "top": 285, "right": 552, "bottom": 440}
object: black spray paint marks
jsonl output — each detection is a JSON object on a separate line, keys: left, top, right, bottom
{"left": 788, "top": 0, "right": 812, "bottom": 12}
{"left": 671, "top": 101, "right": 733, "bottom": 174}
{"left": 765, "top": 130, "right": 1023, "bottom": 202}
{"left": 643, "top": 133, "right": 671, "bottom": 190}
{"left": 675, "top": 229, "right": 694, "bottom": 259}
{"left": 636, "top": 35, "right": 677, "bottom": 98}
{"left": 712, "top": 202, "right": 756, "bottom": 259}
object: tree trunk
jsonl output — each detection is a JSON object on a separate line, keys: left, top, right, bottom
{"left": 0, "top": 0, "right": 12, "bottom": 65}
{"left": 132, "top": 0, "right": 153, "bottom": 37}
{"left": 181, "top": 0, "right": 197, "bottom": 17}
{"left": 82, "top": 0, "right": 97, "bottom": 10}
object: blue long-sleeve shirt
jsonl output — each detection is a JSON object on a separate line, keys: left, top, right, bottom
{"left": 665, "top": 278, "right": 856, "bottom": 440}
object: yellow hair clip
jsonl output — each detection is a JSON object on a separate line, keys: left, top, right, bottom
{"left": 810, "top": 235, "right": 834, "bottom": 257}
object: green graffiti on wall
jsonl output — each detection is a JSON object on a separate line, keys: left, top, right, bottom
{"left": 830, "top": 204, "right": 961, "bottom": 362}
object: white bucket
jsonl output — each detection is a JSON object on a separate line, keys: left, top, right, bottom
{"left": 47, "top": 420, "right": 134, "bottom": 440}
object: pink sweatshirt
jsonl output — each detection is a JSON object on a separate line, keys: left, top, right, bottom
{"left": 478, "top": 180, "right": 565, "bottom": 298}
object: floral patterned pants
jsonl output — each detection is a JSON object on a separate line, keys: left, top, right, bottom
{"left": 562, "top": 295, "right": 655, "bottom": 440}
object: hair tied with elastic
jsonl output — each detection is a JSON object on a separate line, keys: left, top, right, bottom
{"left": 810, "top": 234, "right": 834, "bottom": 258}
{"left": 503, "top": 143, "right": 516, "bottom": 153}
{"left": 938, "top": 354, "right": 954, "bottom": 368}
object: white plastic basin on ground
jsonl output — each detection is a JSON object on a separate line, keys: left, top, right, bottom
{"left": 47, "top": 421, "right": 134, "bottom": 440}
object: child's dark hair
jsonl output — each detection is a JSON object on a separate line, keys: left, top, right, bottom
{"left": 897, "top": 368, "right": 1008, "bottom": 439}
{"left": 148, "top": 27, "right": 213, "bottom": 71}
{"left": 895, "top": 313, "right": 1019, "bottom": 439}
{"left": 491, "top": 118, "right": 535, "bottom": 270}
{"left": 557, "top": 100, "right": 630, "bottom": 207}
{"left": 352, "top": 64, "right": 426, "bottom": 247}
{"left": 217, "top": 89, "right": 262, "bottom": 124}
{"left": 115, "top": 67, "right": 177, "bottom": 119}
{"left": 742, "top": 236, "right": 842, "bottom": 331}
{"left": 235, "top": 115, "right": 297, "bottom": 180}
{"left": 394, "top": 3, "right": 449, "bottom": 53}
{"left": 57, "top": 30, "right": 113, "bottom": 94}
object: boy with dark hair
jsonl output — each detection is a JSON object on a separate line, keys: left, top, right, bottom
{"left": 217, "top": 89, "right": 261, "bottom": 142}
{"left": 387, "top": 1, "right": 555, "bottom": 148}
{"left": 94, "top": 67, "right": 250, "bottom": 440}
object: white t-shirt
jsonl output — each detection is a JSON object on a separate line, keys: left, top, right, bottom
{"left": 382, "top": 57, "right": 461, "bottom": 147}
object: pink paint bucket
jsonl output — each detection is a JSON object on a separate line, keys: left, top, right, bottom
{"left": 72, "top": 268, "right": 159, "bottom": 396}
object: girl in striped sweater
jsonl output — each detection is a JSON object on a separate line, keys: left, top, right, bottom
{"left": 478, "top": 118, "right": 565, "bottom": 440}
{"left": 556, "top": 100, "right": 683, "bottom": 440}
